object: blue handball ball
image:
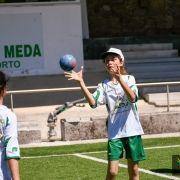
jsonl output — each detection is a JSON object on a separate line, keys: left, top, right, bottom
{"left": 59, "top": 54, "right": 77, "bottom": 71}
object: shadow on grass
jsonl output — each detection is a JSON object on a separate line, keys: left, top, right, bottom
{"left": 151, "top": 168, "right": 180, "bottom": 175}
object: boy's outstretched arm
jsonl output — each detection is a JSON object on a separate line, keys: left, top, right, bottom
{"left": 64, "top": 67, "right": 96, "bottom": 106}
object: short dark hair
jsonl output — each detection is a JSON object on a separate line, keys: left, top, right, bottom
{"left": 0, "top": 71, "right": 8, "bottom": 91}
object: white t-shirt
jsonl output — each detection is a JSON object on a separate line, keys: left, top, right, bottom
{"left": 92, "top": 75, "right": 144, "bottom": 140}
{"left": 0, "top": 105, "right": 20, "bottom": 180}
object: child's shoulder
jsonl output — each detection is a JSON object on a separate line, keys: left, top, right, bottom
{"left": 0, "top": 105, "right": 16, "bottom": 119}
{"left": 123, "top": 74, "right": 136, "bottom": 82}
{"left": 100, "top": 79, "right": 110, "bottom": 86}
{"left": 102, "top": 79, "right": 110, "bottom": 84}
{"left": 124, "top": 74, "right": 135, "bottom": 78}
{"left": 97, "top": 79, "right": 110, "bottom": 90}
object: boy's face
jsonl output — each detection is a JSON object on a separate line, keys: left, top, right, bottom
{"left": 0, "top": 86, "right": 7, "bottom": 98}
{"left": 104, "top": 54, "right": 123, "bottom": 75}
{"left": 3, "top": 86, "right": 7, "bottom": 97}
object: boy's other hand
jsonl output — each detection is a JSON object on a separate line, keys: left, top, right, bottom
{"left": 114, "top": 64, "right": 122, "bottom": 80}
{"left": 64, "top": 66, "right": 83, "bottom": 82}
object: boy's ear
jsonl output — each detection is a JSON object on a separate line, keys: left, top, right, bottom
{"left": 119, "top": 59, "right": 124, "bottom": 66}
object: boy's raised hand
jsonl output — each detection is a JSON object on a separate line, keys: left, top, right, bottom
{"left": 114, "top": 64, "right": 121, "bottom": 78}
{"left": 64, "top": 66, "right": 83, "bottom": 82}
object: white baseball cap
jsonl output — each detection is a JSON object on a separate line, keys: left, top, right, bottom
{"left": 101, "top": 47, "right": 124, "bottom": 61}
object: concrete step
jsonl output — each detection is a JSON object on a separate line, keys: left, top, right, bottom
{"left": 112, "top": 43, "right": 173, "bottom": 51}
{"left": 126, "top": 57, "right": 180, "bottom": 63}
{"left": 137, "top": 77, "right": 180, "bottom": 83}
{"left": 127, "top": 61, "right": 180, "bottom": 72}
{"left": 138, "top": 83, "right": 180, "bottom": 94}
{"left": 144, "top": 92, "right": 180, "bottom": 106}
{"left": 129, "top": 71, "right": 180, "bottom": 79}
{"left": 123, "top": 49, "right": 178, "bottom": 59}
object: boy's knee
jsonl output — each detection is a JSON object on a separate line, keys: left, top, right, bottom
{"left": 109, "top": 168, "right": 119, "bottom": 176}
{"left": 131, "top": 165, "right": 139, "bottom": 176}
{"left": 107, "top": 160, "right": 119, "bottom": 177}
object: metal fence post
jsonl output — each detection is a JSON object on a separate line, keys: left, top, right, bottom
{"left": 166, "top": 85, "right": 170, "bottom": 112}
{"left": 10, "top": 93, "right": 14, "bottom": 111}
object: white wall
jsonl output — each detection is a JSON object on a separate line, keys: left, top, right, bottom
{"left": 0, "top": 1, "right": 84, "bottom": 76}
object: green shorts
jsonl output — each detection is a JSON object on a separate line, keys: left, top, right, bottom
{"left": 107, "top": 135, "right": 146, "bottom": 162}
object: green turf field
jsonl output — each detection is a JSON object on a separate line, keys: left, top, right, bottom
{"left": 20, "top": 137, "right": 180, "bottom": 180}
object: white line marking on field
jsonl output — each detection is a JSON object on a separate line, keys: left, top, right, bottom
{"left": 21, "top": 144, "right": 180, "bottom": 159}
{"left": 145, "top": 144, "right": 180, "bottom": 150}
{"left": 21, "top": 153, "right": 73, "bottom": 159}
{"left": 74, "top": 154, "right": 180, "bottom": 180}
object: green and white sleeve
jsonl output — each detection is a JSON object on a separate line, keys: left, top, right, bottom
{"left": 91, "top": 82, "right": 106, "bottom": 108}
{"left": 4, "top": 114, "right": 20, "bottom": 160}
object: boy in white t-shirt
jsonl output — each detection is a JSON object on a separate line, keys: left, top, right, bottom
{"left": 64, "top": 48, "right": 146, "bottom": 180}
{"left": 0, "top": 71, "right": 20, "bottom": 180}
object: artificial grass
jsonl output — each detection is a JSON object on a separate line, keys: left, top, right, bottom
{"left": 20, "top": 137, "right": 180, "bottom": 157}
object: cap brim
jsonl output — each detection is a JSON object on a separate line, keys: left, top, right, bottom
{"left": 101, "top": 52, "right": 119, "bottom": 60}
